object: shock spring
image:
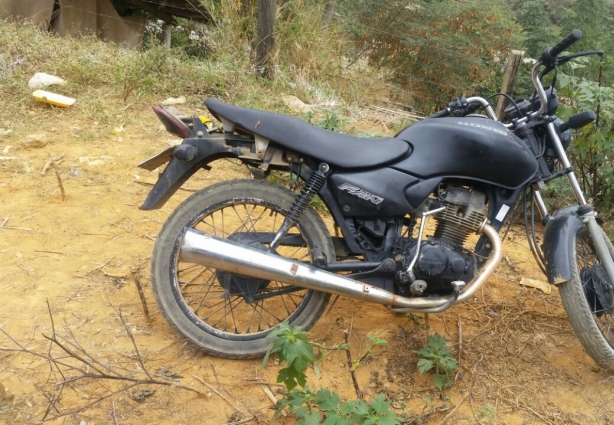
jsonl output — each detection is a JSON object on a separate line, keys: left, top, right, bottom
{"left": 268, "top": 163, "right": 329, "bottom": 251}
{"left": 286, "top": 163, "right": 328, "bottom": 223}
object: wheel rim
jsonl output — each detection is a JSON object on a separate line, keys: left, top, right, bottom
{"left": 576, "top": 229, "right": 614, "bottom": 347}
{"left": 170, "top": 198, "right": 316, "bottom": 340}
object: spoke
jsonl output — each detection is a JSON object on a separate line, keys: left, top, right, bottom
{"left": 287, "top": 242, "right": 309, "bottom": 260}
{"left": 278, "top": 291, "right": 292, "bottom": 316}
{"left": 231, "top": 205, "right": 251, "bottom": 233}
{"left": 178, "top": 265, "right": 211, "bottom": 285}
{"left": 205, "top": 296, "right": 240, "bottom": 329}
{"left": 181, "top": 272, "right": 217, "bottom": 300}
{"left": 177, "top": 263, "right": 202, "bottom": 274}
{"left": 227, "top": 294, "right": 240, "bottom": 333}
{"left": 252, "top": 299, "right": 286, "bottom": 325}
{"left": 254, "top": 300, "right": 273, "bottom": 331}
{"left": 246, "top": 301, "right": 259, "bottom": 334}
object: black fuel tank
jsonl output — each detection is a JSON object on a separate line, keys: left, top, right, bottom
{"left": 394, "top": 117, "right": 538, "bottom": 189}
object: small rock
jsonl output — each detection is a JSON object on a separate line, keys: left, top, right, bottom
{"left": 86, "top": 160, "right": 105, "bottom": 166}
{"left": 0, "top": 382, "right": 14, "bottom": 402}
{"left": 160, "top": 96, "right": 186, "bottom": 106}
{"left": 155, "top": 366, "right": 181, "bottom": 379}
{"left": 166, "top": 139, "right": 182, "bottom": 147}
{"left": 28, "top": 72, "right": 66, "bottom": 89}
{"left": 519, "top": 277, "right": 551, "bottom": 294}
{"left": 0, "top": 128, "right": 12, "bottom": 137}
{"left": 23, "top": 133, "right": 47, "bottom": 149}
{"left": 281, "top": 94, "right": 312, "bottom": 113}
{"left": 129, "top": 388, "right": 155, "bottom": 403}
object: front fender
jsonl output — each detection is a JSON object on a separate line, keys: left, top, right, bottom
{"left": 139, "top": 136, "right": 235, "bottom": 210}
{"left": 542, "top": 206, "right": 585, "bottom": 284}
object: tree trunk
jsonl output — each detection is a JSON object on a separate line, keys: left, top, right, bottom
{"left": 323, "top": 0, "right": 335, "bottom": 25}
{"left": 256, "top": 0, "right": 276, "bottom": 79}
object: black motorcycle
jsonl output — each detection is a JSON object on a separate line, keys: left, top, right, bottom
{"left": 139, "top": 30, "right": 614, "bottom": 369}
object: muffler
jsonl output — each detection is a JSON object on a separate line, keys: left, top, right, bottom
{"left": 180, "top": 224, "right": 502, "bottom": 311}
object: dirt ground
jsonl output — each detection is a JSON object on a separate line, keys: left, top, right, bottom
{"left": 1, "top": 97, "right": 613, "bottom": 425}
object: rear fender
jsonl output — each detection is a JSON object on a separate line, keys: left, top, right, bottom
{"left": 542, "top": 206, "right": 584, "bottom": 284}
{"left": 139, "top": 136, "right": 235, "bottom": 210}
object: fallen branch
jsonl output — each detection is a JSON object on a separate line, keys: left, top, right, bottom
{"left": 48, "top": 153, "right": 65, "bottom": 201}
{"left": 131, "top": 267, "right": 151, "bottom": 322}
{"left": 344, "top": 327, "right": 362, "bottom": 400}
{"left": 441, "top": 393, "right": 470, "bottom": 424}
{"left": 0, "top": 300, "right": 211, "bottom": 422}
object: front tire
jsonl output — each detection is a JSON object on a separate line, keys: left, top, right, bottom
{"left": 150, "top": 180, "right": 334, "bottom": 359}
{"left": 559, "top": 226, "right": 614, "bottom": 370}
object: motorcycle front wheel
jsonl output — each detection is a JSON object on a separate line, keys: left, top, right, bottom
{"left": 150, "top": 179, "right": 334, "bottom": 359}
{"left": 559, "top": 226, "right": 614, "bottom": 370}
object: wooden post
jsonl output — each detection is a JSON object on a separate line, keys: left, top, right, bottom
{"left": 163, "top": 23, "right": 172, "bottom": 49}
{"left": 496, "top": 50, "right": 525, "bottom": 121}
{"left": 256, "top": 0, "right": 276, "bottom": 79}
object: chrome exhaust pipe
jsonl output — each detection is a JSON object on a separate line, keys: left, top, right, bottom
{"left": 180, "top": 224, "right": 502, "bottom": 311}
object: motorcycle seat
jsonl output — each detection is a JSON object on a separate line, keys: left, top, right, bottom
{"left": 204, "top": 99, "right": 410, "bottom": 169}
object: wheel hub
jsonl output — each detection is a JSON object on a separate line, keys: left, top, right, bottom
{"left": 581, "top": 265, "right": 614, "bottom": 316}
{"left": 216, "top": 232, "right": 271, "bottom": 303}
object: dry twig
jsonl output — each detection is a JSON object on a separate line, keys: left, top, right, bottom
{"left": 131, "top": 267, "right": 151, "bottom": 322}
{"left": 344, "top": 324, "right": 362, "bottom": 400}
{"left": 48, "top": 153, "right": 65, "bottom": 201}
{"left": 0, "top": 300, "right": 211, "bottom": 422}
{"left": 441, "top": 393, "right": 470, "bottom": 424}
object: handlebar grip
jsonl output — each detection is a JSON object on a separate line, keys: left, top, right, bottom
{"left": 541, "top": 29, "right": 582, "bottom": 63}
{"left": 558, "top": 110, "right": 596, "bottom": 132}
{"left": 429, "top": 109, "right": 450, "bottom": 118}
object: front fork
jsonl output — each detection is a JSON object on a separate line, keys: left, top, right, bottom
{"left": 537, "top": 122, "right": 614, "bottom": 283}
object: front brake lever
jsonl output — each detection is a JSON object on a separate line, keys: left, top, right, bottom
{"left": 542, "top": 50, "right": 605, "bottom": 74}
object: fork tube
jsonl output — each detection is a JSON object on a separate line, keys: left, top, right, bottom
{"left": 546, "top": 122, "right": 587, "bottom": 205}
{"left": 533, "top": 190, "right": 549, "bottom": 219}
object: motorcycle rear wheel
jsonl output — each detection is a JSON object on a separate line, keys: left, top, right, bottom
{"left": 559, "top": 226, "right": 614, "bottom": 370}
{"left": 150, "top": 179, "right": 333, "bottom": 359}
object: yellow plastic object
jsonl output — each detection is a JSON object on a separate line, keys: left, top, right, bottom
{"left": 32, "top": 90, "right": 76, "bottom": 108}
{"left": 199, "top": 115, "right": 212, "bottom": 128}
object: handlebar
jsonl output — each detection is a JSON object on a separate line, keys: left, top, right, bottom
{"left": 429, "top": 109, "right": 450, "bottom": 118}
{"left": 431, "top": 30, "right": 591, "bottom": 123}
{"left": 540, "top": 30, "right": 582, "bottom": 65}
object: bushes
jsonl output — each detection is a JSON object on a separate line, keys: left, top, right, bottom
{"left": 338, "top": 0, "right": 521, "bottom": 110}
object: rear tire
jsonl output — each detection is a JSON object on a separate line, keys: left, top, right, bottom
{"left": 150, "top": 180, "right": 334, "bottom": 359}
{"left": 559, "top": 226, "right": 614, "bottom": 370}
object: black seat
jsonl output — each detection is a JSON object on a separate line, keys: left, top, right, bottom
{"left": 204, "top": 99, "right": 410, "bottom": 169}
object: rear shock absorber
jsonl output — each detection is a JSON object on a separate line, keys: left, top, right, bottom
{"left": 268, "top": 163, "right": 329, "bottom": 251}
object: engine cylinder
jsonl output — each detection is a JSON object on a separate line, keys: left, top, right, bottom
{"left": 433, "top": 185, "right": 486, "bottom": 246}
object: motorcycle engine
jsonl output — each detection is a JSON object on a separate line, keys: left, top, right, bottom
{"left": 398, "top": 184, "right": 486, "bottom": 295}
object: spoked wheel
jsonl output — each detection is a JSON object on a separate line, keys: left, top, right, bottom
{"left": 150, "top": 180, "right": 333, "bottom": 359}
{"left": 559, "top": 226, "right": 614, "bottom": 370}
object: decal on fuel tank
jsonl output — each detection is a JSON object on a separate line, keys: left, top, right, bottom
{"left": 337, "top": 183, "right": 384, "bottom": 205}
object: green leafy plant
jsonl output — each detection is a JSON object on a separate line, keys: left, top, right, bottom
{"left": 475, "top": 403, "right": 495, "bottom": 423}
{"left": 415, "top": 333, "right": 458, "bottom": 391}
{"left": 262, "top": 322, "right": 316, "bottom": 390}
{"left": 548, "top": 64, "right": 614, "bottom": 233}
{"left": 263, "top": 322, "right": 403, "bottom": 424}
{"left": 305, "top": 109, "right": 347, "bottom": 132}
{"left": 351, "top": 334, "right": 387, "bottom": 371}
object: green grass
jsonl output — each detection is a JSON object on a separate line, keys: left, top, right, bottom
{"left": 0, "top": 2, "right": 418, "bottom": 145}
